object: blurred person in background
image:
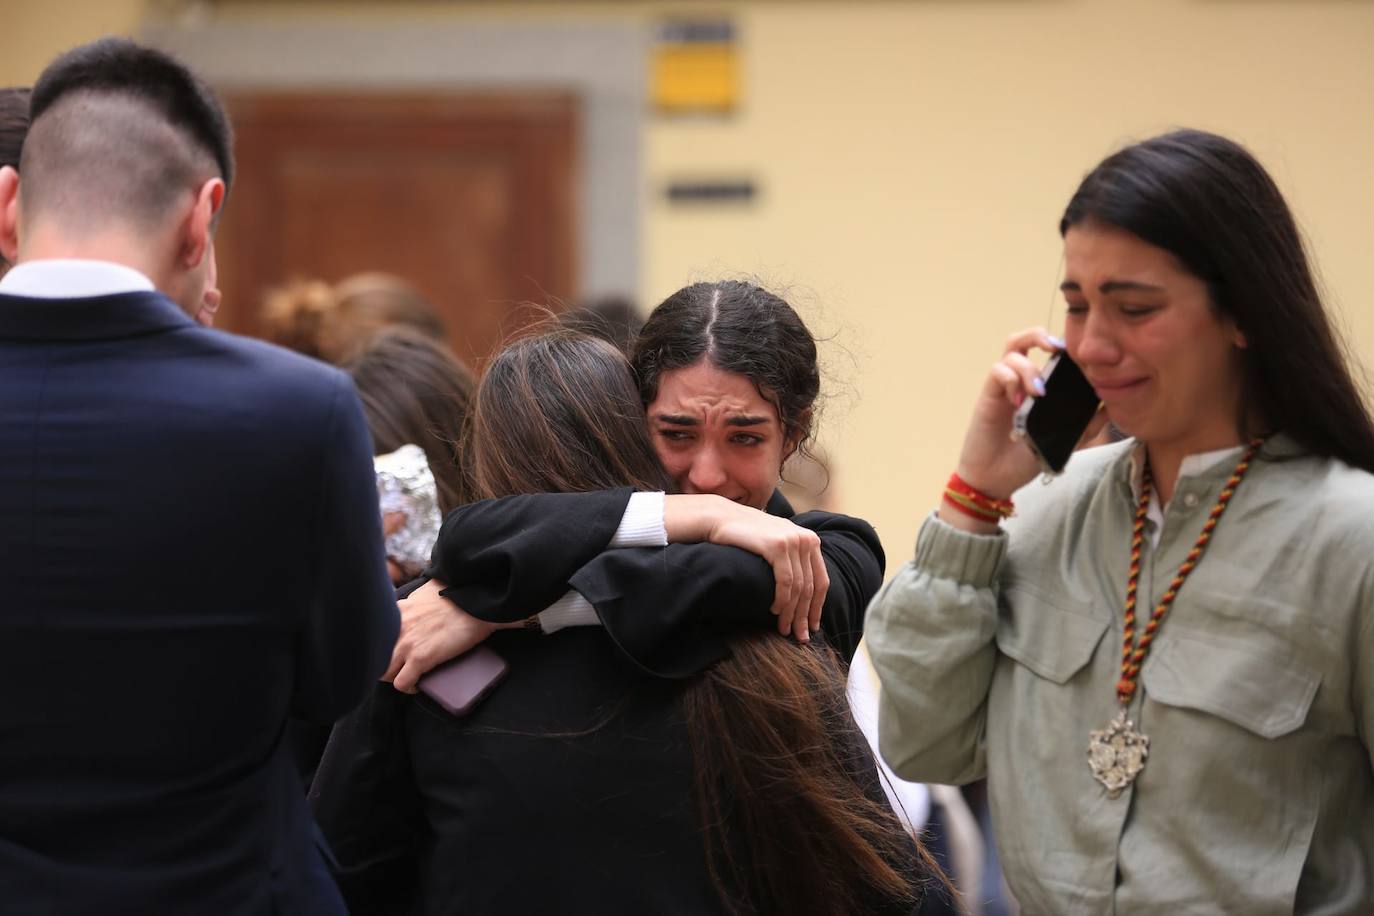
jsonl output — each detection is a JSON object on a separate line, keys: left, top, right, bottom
{"left": 261, "top": 271, "right": 446, "bottom": 363}
{"left": 0, "top": 37, "right": 397, "bottom": 914}
{"left": 559, "top": 292, "right": 644, "bottom": 354}
{"left": 312, "top": 328, "right": 945, "bottom": 916}
{"left": 867, "top": 128, "right": 1374, "bottom": 914}
{"left": 345, "top": 327, "right": 476, "bottom": 519}
{"left": 288, "top": 328, "right": 478, "bottom": 786}
{"left": 0, "top": 87, "right": 29, "bottom": 279}
{"left": 284, "top": 328, "right": 478, "bottom": 791}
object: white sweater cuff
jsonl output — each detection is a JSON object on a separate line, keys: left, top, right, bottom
{"left": 536, "top": 590, "right": 600, "bottom": 633}
{"left": 609, "top": 491, "right": 667, "bottom": 547}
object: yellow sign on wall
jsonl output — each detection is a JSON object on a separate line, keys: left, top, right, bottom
{"left": 652, "top": 19, "right": 738, "bottom": 114}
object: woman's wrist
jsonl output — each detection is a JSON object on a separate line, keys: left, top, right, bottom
{"left": 946, "top": 472, "right": 1015, "bottom": 518}
{"left": 951, "top": 465, "right": 1015, "bottom": 503}
{"left": 663, "top": 493, "right": 737, "bottom": 544}
{"left": 938, "top": 471, "right": 1012, "bottom": 534}
{"left": 936, "top": 501, "right": 1003, "bottom": 534}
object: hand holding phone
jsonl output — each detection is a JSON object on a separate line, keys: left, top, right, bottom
{"left": 417, "top": 646, "right": 508, "bottom": 717}
{"left": 943, "top": 329, "right": 1099, "bottom": 533}
{"left": 1011, "top": 351, "right": 1102, "bottom": 475}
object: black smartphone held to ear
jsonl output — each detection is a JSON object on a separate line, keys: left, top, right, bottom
{"left": 1011, "top": 351, "right": 1101, "bottom": 475}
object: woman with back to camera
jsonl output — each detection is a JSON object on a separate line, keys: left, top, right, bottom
{"left": 867, "top": 129, "right": 1374, "bottom": 913}
{"left": 311, "top": 329, "right": 940, "bottom": 915}
{"left": 387, "top": 280, "right": 885, "bottom": 688}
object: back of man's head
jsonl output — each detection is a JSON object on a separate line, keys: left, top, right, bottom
{"left": 21, "top": 38, "right": 233, "bottom": 236}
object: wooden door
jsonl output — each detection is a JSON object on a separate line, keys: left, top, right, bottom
{"left": 214, "top": 92, "right": 576, "bottom": 368}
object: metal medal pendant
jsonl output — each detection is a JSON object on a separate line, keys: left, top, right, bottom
{"left": 1087, "top": 708, "right": 1149, "bottom": 797}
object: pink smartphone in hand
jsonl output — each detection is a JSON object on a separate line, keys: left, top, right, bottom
{"left": 417, "top": 646, "right": 509, "bottom": 716}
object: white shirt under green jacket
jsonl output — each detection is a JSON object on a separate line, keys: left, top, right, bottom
{"left": 867, "top": 436, "right": 1374, "bottom": 914}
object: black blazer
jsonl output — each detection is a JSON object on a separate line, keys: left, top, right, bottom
{"left": 312, "top": 623, "right": 926, "bottom": 915}
{"left": 0, "top": 291, "right": 399, "bottom": 915}
{"left": 424, "top": 488, "right": 884, "bottom": 676}
{"left": 313, "top": 628, "right": 736, "bottom": 916}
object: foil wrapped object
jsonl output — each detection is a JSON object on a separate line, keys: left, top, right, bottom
{"left": 374, "top": 444, "right": 442, "bottom": 580}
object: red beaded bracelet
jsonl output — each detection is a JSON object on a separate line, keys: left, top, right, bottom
{"left": 945, "top": 472, "right": 1015, "bottom": 520}
{"left": 942, "top": 492, "right": 1003, "bottom": 523}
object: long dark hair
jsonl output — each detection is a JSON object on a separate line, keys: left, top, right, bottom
{"left": 633, "top": 281, "right": 822, "bottom": 461}
{"left": 344, "top": 328, "right": 476, "bottom": 514}
{"left": 1061, "top": 128, "right": 1374, "bottom": 472}
{"left": 684, "top": 635, "right": 943, "bottom": 915}
{"left": 468, "top": 329, "right": 935, "bottom": 915}
{"left": 470, "top": 330, "right": 672, "bottom": 499}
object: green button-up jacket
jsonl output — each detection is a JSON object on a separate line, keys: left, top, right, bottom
{"left": 867, "top": 438, "right": 1374, "bottom": 915}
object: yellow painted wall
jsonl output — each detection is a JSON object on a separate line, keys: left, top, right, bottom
{"left": 0, "top": 0, "right": 149, "bottom": 85}
{"left": 4, "top": 1, "right": 1373, "bottom": 566}
{"left": 644, "top": 0, "right": 1374, "bottom": 559}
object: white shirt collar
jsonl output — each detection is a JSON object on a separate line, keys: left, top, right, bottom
{"left": 0, "top": 259, "right": 156, "bottom": 299}
{"left": 1127, "top": 442, "right": 1246, "bottom": 546}
{"left": 1128, "top": 442, "right": 1246, "bottom": 499}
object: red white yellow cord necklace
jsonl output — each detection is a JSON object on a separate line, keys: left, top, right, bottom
{"left": 1086, "top": 439, "right": 1263, "bottom": 796}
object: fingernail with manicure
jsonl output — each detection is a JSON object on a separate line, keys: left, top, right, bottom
{"left": 1048, "top": 335, "right": 1066, "bottom": 350}
{"left": 1033, "top": 377, "right": 1047, "bottom": 396}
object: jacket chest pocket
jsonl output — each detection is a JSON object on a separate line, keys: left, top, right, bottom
{"left": 991, "top": 589, "right": 1111, "bottom": 768}
{"left": 1137, "top": 632, "right": 1323, "bottom": 907}
{"left": 995, "top": 588, "right": 1109, "bottom": 685}
{"left": 1142, "top": 631, "right": 1320, "bottom": 739}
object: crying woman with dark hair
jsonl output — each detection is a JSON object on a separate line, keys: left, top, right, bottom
{"left": 387, "top": 281, "right": 882, "bottom": 693}
{"left": 311, "top": 328, "right": 947, "bottom": 915}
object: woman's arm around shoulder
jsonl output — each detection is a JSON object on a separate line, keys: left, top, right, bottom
{"left": 425, "top": 489, "right": 638, "bottom": 621}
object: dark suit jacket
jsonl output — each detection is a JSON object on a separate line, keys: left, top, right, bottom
{"left": 424, "top": 488, "right": 884, "bottom": 676}
{"left": 0, "top": 290, "right": 399, "bottom": 915}
{"left": 313, "top": 628, "right": 734, "bottom": 916}
{"left": 312, "top": 617, "right": 925, "bottom": 915}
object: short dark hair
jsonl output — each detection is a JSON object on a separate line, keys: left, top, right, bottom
{"left": 30, "top": 37, "right": 232, "bottom": 191}
{"left": 1061, "top": 128, "right": 1374, "bottom": 473}
{"left": 632, "top": 280, "right": 821, "bottom": 456}
{"left": 0, "top": 87, "right": 29, "bottom": 172}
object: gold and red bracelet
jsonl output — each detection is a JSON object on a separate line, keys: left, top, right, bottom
{"left": 943, "top": 472, "right": 1015, "bottom": 523}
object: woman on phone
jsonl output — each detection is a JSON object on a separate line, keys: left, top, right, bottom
{"left": 311, "top": 330, "right": 938, "bottom": 915}
{"left": 867, "top": 129, "right": 1374, "bottom": 913}
{"left": 387, "top": 280, "right": 885, "bottom": 687}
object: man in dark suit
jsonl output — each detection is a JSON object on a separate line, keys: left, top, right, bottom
{"left": 0, "top": 38, "right": 398, "bottom": 915}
